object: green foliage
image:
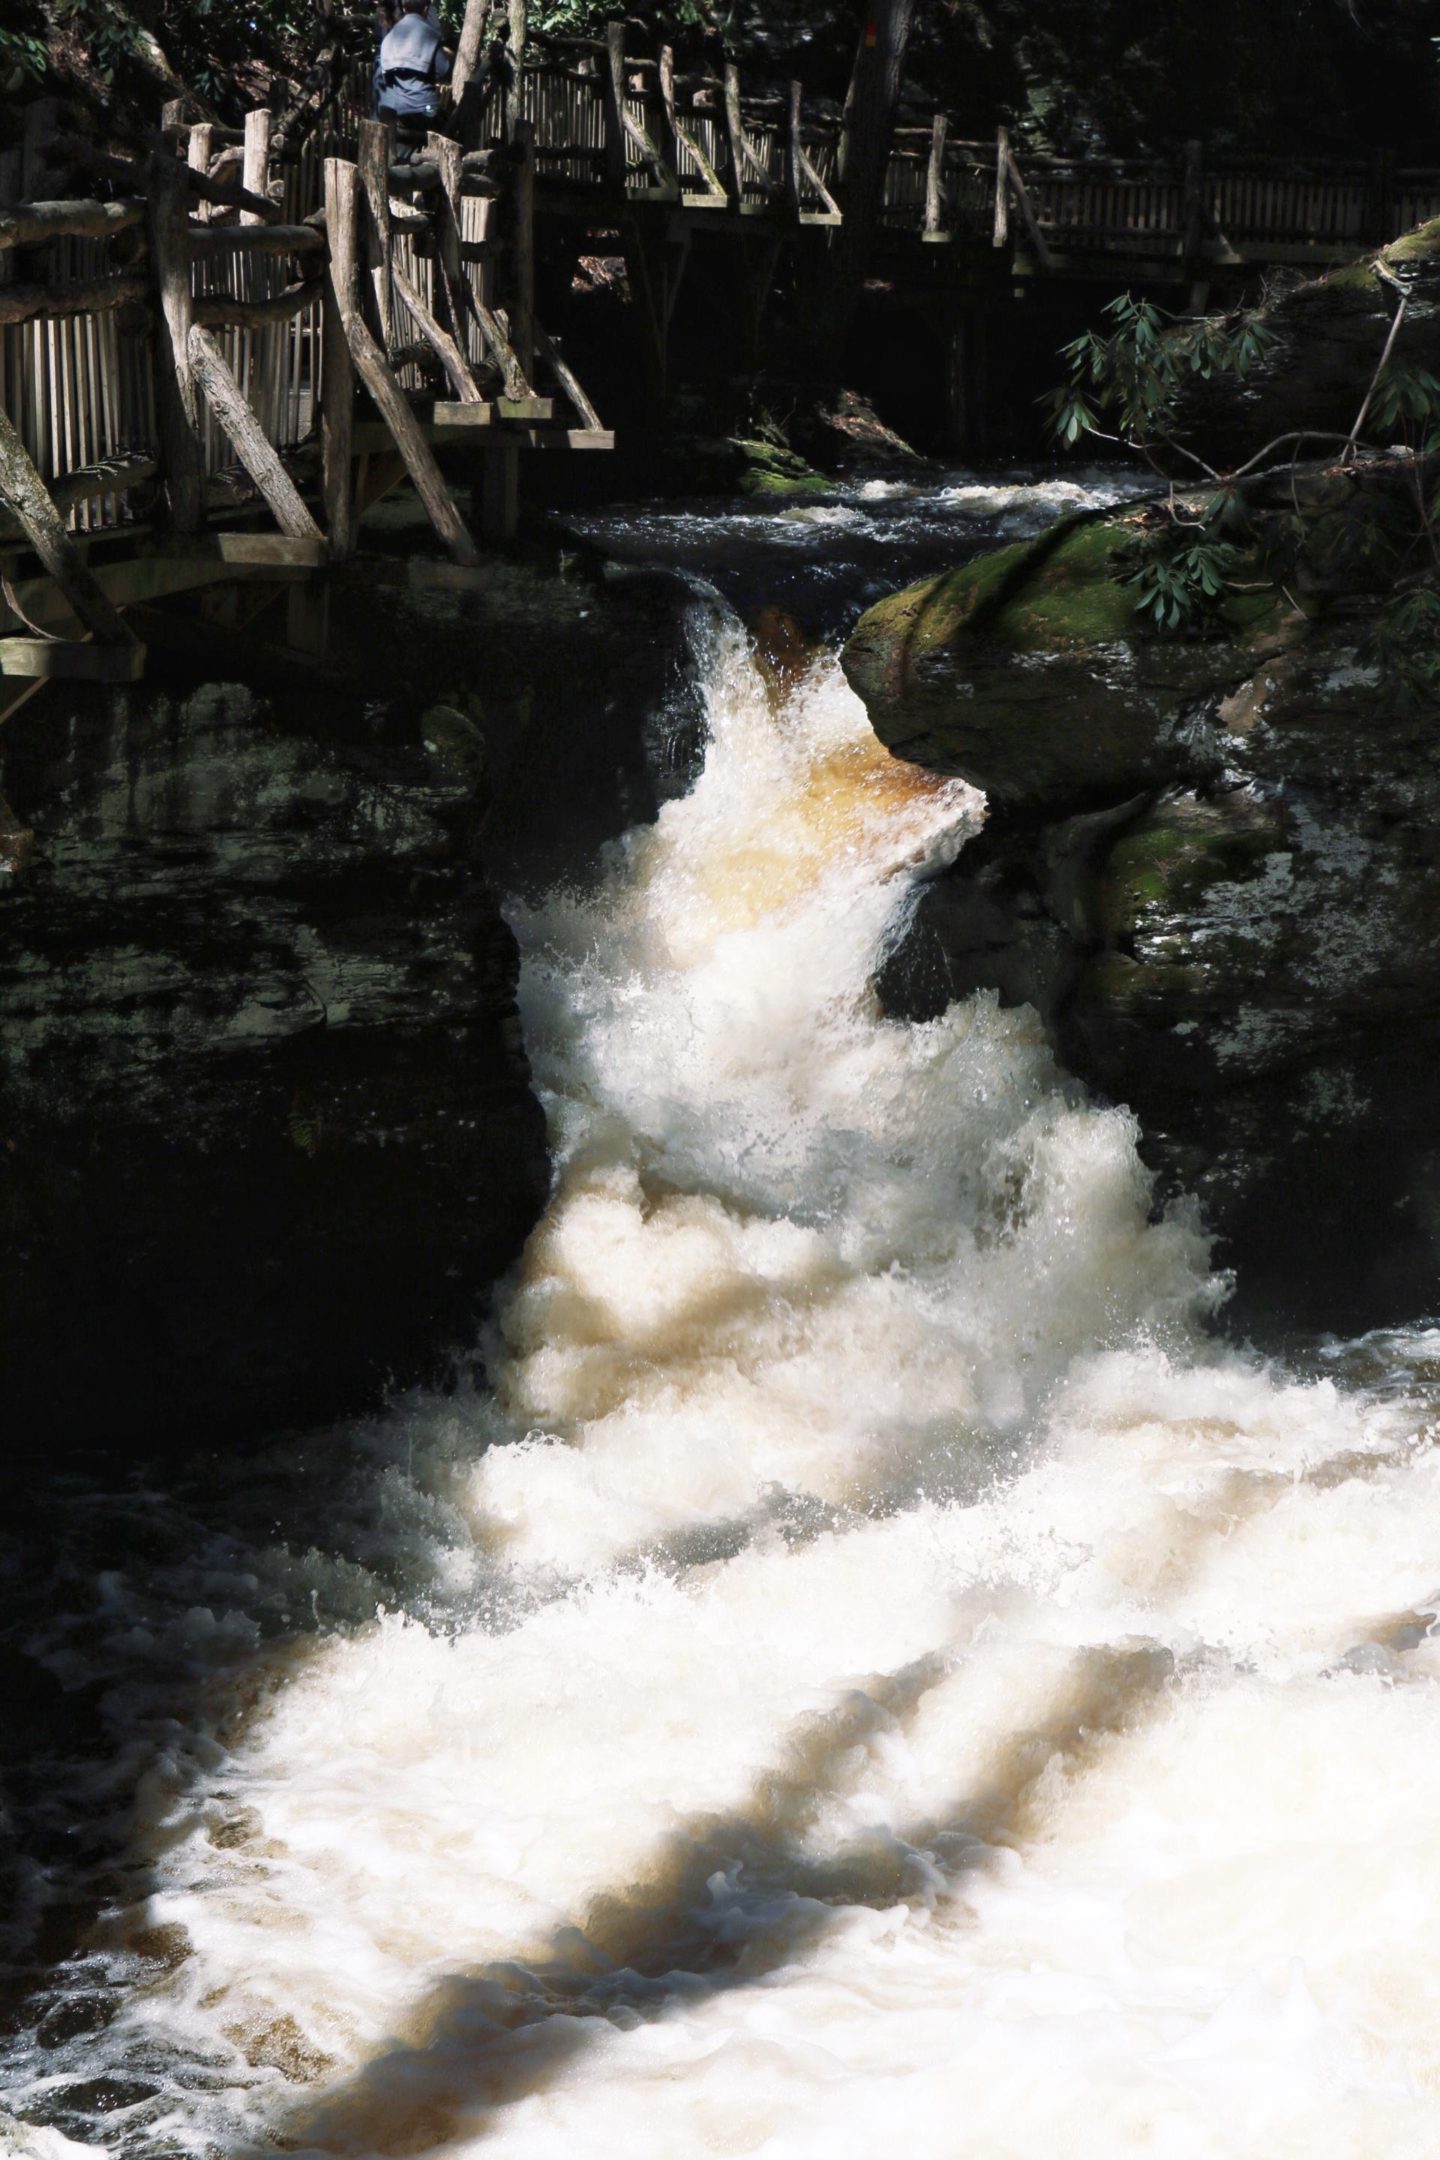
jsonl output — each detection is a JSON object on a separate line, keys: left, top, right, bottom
{"left": 1368, "top": 364, "right": 1440, "bottom": 437}
{"left": 1360, "top": 586, "right": 1440, "bottom": 710}
{"left": 1124, "top": 537, "right": 1246, "bottom": 629}
{"left": 0, "top": 25, "right": 50, "bottom": 90}
{"left": 1047, "top": 292, "right": 1276, "bottom": 458}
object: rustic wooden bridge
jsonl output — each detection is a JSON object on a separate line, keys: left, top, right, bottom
{"left": 3, "top": 14, "right": 1437, "bottom": 735}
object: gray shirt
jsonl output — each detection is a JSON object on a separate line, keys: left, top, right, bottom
{"left": 374, "top": 13, "right": 451, "bottom": 118}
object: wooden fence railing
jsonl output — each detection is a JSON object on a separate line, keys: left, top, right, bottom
{"left": 4, "top": 23, "right": 1437, "bottom": 598}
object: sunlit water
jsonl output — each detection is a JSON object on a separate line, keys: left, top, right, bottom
{"left": 6, "top": 482, "right": 1440, "bottom": 2160}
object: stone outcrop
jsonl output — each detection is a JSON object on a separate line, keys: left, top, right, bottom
{"left": 0, "top": 550, "right": 697, "bottom": 1463}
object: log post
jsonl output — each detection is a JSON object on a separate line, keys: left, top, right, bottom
{"left": 321, "top": 156, "right": 357, "bottom": 559}
{"left": 786, "top": 81, "right": 804, "bottom": 218}
{"left": 357, "top": 116, "right": 396, "bottom": 352}
{"left": 507, "top": 0, "right": 528, "bottom": 139}
{"left": 0, "top": 403, "right": 135, "bottom": 645}
{"left": 326, "top": 159, "right": 478, "bottom": 566}
{"left": 603, "top": 21, "right": 627, "bottom": 193}
{"left": 188, "top": 325, "right": 322, "bottom": 539}
{"left": 722, "top": 63, "right": 745, "bottom": 209}
{"left": 924, "top": 111, "right": 947, "bottom": 237}
{"left": 506, "top": 117, "right": 536, "bottom": 382}
{"left": 241, "top": 108, "right": 272, "bottom": 221}
{"left": 187, "top": 122, "right": 215, "bottom": 220}
{"left": 452, "top": 0, "right": 491, "bottom": 99}
{"left": 147, "top": 151, "right": 204, "bottom": 532}
{"left": 657, "top": 45, "right": 682, "bottom": 189}
{"left": 992, "top": 125, "right": 1009, "bottom": 249}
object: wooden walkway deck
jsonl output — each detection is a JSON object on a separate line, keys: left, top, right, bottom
{"left": 1, "top": 18, "right": 1435, "bottom": 725}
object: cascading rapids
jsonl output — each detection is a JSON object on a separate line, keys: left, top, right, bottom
{"left": 18, "top": 594, "right": 1440, "bottom": 2160}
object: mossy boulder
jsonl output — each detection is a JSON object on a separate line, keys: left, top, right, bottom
{"left": 842, "top": 509, "right": 1297, "bottom": 812}
{"left": 729, "top": 437, "right": 836, "bottom": 499}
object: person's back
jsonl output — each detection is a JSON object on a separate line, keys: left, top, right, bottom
{"left": 374, "top": 0, "right": 450, "bottom": 122}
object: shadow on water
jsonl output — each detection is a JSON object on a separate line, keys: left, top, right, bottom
{"left": 272, "top": 1639, "right": 1176, "bottom": 2157}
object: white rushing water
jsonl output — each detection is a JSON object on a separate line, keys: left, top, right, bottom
{"left": 17, "top": 590, "right": 1440, "bottom": 2160}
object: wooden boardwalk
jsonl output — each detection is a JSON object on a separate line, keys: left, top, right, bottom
{"left": 1, "top": 18, "right": 1436, "bottom": 725}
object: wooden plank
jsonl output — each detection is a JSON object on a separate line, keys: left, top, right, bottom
{"left": 188, "top": 324, "right": 323, "bottom": 540}
{"left": 0, "top": 636, "right": 146, "bottom": 681}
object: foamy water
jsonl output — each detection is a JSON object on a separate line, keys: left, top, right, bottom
{"left": 8, "top": 595, "right": 1440, "bottom": 2160}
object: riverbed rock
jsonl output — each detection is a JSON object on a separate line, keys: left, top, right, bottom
{"left": 859, "top": 501, "right": 1440, "bottom": 1332}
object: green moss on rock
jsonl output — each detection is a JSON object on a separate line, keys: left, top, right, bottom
{"left": 842, "top": 508, "right": 1298, "bottom": 812}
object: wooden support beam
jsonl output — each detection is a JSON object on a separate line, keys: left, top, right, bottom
{"left": 481, "top": 441, "right": 520, "bottom": 539}
{"left": 327, "top": 160, "right": 478, "bottom": 566}
{"left": 322, "top": 156, "right": 358, "bottom": 561}
{"left": 0, "top": 404, "right": 137, "bottom": 646}
{"left": 656, "top": 45, "right": 682, "bottom": 182}
{"left": 0, "top": 636, "right": 146, "bottom": 682}
{"left": 188, "top": 325, "right": 323, "bottom": 541}
{"left": 0, "top": 198, "right": 146, "bottom": 250}
{"left": 507, "top": 118, "right": 536, "bottom": 381}
{"left": 786, "top": 81, "right": 804, "bottom": 218}
{"left": 992, "top": 125, "right": 1009, "bottom": 249}
{"left": 924, "top": 111, "right": 947, "bottom": 237}
{"left": 505, "top": 0, "right": 528, "bottom": 137}
{"left": 536, "top": 324, "right": 602, "bottom": 429}
{"left": 603, "top": 21, "right": 628, "bottom": 191}
{"left": 722, "top": 63, "right": 746, "bottom": 206}
{"left": 358, "top": 117, "right": 396, "bottom": 351}
{"left": 147, "top": 152, "right": 204, "bottom": 535}
{"left": 392, "top": 256, "right": 484, "bottom": 403}
{"left": 1004, "top": 143, "right": 1053, "bottom": 270}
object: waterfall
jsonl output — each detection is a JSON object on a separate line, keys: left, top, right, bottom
{"left": 9, "top": 585, "right": 1440, "bottom": 2160}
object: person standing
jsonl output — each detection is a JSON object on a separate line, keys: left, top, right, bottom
{"left": 373, "top": 0, "right": 452, "bottom": 125}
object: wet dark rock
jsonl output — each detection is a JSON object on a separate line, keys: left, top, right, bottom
{"left": 0, "top": 550, "right": 698, "bottom": 1465}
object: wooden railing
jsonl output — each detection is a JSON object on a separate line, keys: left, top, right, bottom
{"left": 0, "top": 100, "right": 614, "bottom": 684}
{"left": 4, "top": 26, "right": 1437, "bottom": 593}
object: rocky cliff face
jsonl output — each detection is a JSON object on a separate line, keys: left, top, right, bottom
{"left": 849, "top": 496, "right": 1440, "bottom": 1334}
{"left": 0, "top": 550, "right": 697, "bottom": 1464}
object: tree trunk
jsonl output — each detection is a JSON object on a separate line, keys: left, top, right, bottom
{"left": 794, "top": 0, "right": 916, "bottom": 380}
